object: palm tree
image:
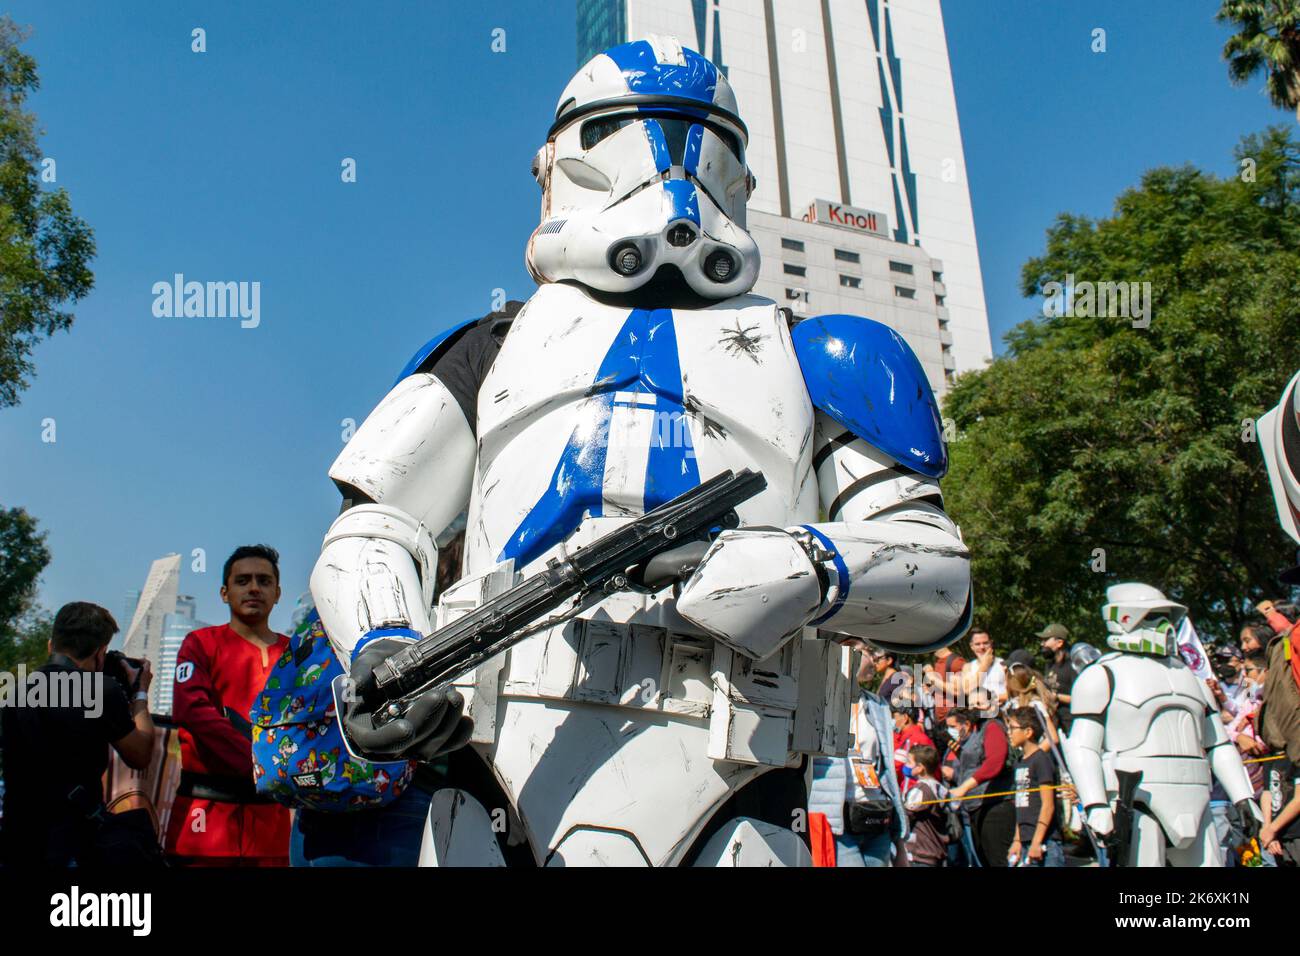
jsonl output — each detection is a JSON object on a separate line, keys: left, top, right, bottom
{"left": 1218, "top": 1, "right": 1300, "bottom": 121}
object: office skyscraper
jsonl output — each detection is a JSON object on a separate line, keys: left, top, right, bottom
{"left": 575, "top": 0, "right": 992, "bottom": 391}
{"left": 154, "top": 594, "right": 208, "bottom": 716}
{"left": 122, "top": 553, "right": 181, "bottom": 712}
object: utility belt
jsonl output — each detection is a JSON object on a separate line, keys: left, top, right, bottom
{"left": 177, "top": 770, "right": 276, "bottom": 805}
{"left": 445, "top": 588, "right": 851, "bottom": 766}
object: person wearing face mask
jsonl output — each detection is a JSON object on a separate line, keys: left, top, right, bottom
{"left": 1209, "top": 644, "right": 1245, "bottom": 717}
{"left": 891, "top": 692, "right": 934, "bottom": 793}
{"left": 1229, "top": 654, "right": 1271, "bottom": 791}
{"left": 942, "top": 689, "right": 1017, "bottom": 867}
{"left": 1035, "top": 623, "right": 1075, "bottom": 734}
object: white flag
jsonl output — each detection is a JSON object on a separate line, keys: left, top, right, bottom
{"left": 1176, "top": 617, "right": 1213, "bottom": 682}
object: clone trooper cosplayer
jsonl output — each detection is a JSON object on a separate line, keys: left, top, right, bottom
{"left": 1063, "top": 584, "right": 1260, "bottom": 867}
{"left": 310, "top": 36, "right": 971, "bottom": 866}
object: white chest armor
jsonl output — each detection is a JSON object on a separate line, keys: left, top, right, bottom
{"left": 1098, "top": 653, "right": 1213, "bottom": 775}
{"left": 436, "top": 283, "right": 851, "bottom": 864}
{"left": 466, "top": 281, "right": 818, "bottom": 568}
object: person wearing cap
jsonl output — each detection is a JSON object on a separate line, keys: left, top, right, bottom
{"left": 1209, "top": 643, "right": 1245, "bottom": 718}
{"left": 1036, "top": 623, "right": 1075, "bottom": 734}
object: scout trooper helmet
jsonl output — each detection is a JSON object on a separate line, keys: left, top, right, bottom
{"left": 1101, "top": 582, "right": 1187, "bottom": 655}
{"left": 526, "top": 35, "right": 759, "bottom": 299}
{"left": 1258, "top": 370, "right": 1300, "bottom": 582}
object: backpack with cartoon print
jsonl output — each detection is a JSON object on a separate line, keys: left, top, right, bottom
{"left": 250, "top": 604, "right": 416, "bottom": 811}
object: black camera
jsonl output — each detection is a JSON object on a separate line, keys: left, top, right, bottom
{"left": 103, "top": 650, "right": 143, "bottom": 695}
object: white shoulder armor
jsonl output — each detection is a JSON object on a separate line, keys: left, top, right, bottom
{"left": 329, "top": 371, "right": 476, "bottom": 534}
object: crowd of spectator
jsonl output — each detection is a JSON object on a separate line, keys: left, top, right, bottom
{"left": 816, "top": 602, "right": 1300, "bottom": 868}
{"left": 3, "top": 545, "right": 1298, "bottom": 870}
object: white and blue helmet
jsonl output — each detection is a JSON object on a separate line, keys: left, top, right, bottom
{"left": 526, "top": 35, "right": 759, "bottom": 299}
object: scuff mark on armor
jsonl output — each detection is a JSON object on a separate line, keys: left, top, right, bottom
{"left": 797, "top": 423, "right": 812, "bottom": 461}
{"left": 557, "top": 314, "right": 584, "bottom": 340}
{"left": 705, "top": 584, "right": 755, "bottom": 599}
{"left": 933, "top": 587, "right": 961, "bottom": 615}
{"left": 682, "top": 394, "right": 727, "bottom": 440}
{"left": 720, "top": 320, "right": 763, "bottom": 362}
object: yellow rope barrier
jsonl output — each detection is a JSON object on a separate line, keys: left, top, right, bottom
{"left": 908, "top": 752, "right": 1284, "bottom": 806}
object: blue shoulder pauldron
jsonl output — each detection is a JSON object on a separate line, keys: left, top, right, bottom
{"left": 789, "top": 314, "right": 947, "bottom": 478}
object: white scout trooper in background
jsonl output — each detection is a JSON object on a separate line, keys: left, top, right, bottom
{"left": 310, "top": 36, "right": 971, "bottom": 867}
{"left": 1063, "top": 583, "right": 1261, "bottom": 866}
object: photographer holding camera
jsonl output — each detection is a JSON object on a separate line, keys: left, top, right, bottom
{"left": 0, "top": 602, "right": 157, "bottom": 866}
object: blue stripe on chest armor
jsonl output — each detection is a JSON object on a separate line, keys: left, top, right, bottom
{"left": 790, "top": 313, "right": 947, "bottom": 478}
{"left": 499, "top": 308, "right": 701, "bottom": 567}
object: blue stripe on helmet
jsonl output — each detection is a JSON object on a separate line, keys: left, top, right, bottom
{"left": 604, "top": 40, "right": 718, "bottom": 105}
{"left": 683, "top": 124, "right": 705, "bottom": 176}
{"left": 663, "top": 180, "right": 700, "bottom": 225}
{"left": 643, "top": 119, "right": 672, "bottom": 174}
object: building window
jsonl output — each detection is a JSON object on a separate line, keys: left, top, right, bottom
{"left": 936, "top": 294, "right": 946, "bottom": 305}
{"left": 933, "top": 271, "right": 943, "bottom": 282}
{"left": 785, "top": 288, "right": 808, "bottom": 301}
{"left": 839, "top": 274, "right": 862, "bottom": 289}
{"left": 784, "top": 263, "right": 807, "bottom": 277}
{"left": 889, "top": 260, "right": 914, "bottom": 275}
{"left": 834, "top": 249, "right": 860, "bottom": 264}
{"left": 781, "top": 238, "right": 805, "bottom": 253}
{"left": 894, "top": 286, "right": 915, "bottom": 299}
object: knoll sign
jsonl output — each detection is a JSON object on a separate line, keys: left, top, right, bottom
{"left": 802, "top": 199, "right": 889, "bottom": 238}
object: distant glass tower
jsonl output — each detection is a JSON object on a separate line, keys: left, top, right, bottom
{"left": 571, "top": 0, "right": 992, "bottom": 392}
{"left": 154, "top": 594, "right": 209, "bottom": 716}
{"left": 122, "top": 554, "right": 181, "bottom": 712}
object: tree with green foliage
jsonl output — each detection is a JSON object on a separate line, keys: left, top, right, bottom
{"left": 1219, "top": 0, "right": 1300, "bottom": 121}
{"left": 0, "top": 16, "right": 96, "bottom": 408}
{"left": 943, "top": 127, "right": 1300, "bottom": 648}
{"left": 0, "top": 506, "right": 52, "bottom": 673}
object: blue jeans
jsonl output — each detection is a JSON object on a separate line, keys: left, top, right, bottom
{"left": 1015, "top": 838, "right": 1065, "bottom": 867}
{"left": 835, "top": 829, "right": 892, "bottom": 867}
{"left": 290, "top": 784, "right": 435, "bottom": 867}
{"left": 946, "top": 816, "right": 981, "bottom": 867}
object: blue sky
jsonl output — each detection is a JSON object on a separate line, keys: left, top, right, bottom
{"left": 0, "top": 0, "right": 1288, "bottom": 632}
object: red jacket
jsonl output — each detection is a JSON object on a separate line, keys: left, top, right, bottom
{"left": 894, "top": 723, "right": 935, "bottom": 790}
{"left": 164, "top": 624, "right": 290, "bottom": 860}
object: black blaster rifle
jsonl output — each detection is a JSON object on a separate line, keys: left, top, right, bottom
{"left": 1109, "top": 769, "right": 1143, "bottom": 867}
{"left": 358, "top": 467, "right": 767, "bottom": 719}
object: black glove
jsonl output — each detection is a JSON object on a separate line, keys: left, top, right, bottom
{"left": 1234, "top": 799, "right": 1260, "bottom": 843}
{"left": 342, "top": 639, "right": 473, "bottom": 762}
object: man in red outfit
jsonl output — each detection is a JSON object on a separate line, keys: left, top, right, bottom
{"left": 165, "top": 545, "right": 291, "bottom": 865}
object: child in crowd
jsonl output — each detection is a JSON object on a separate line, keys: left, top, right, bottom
{"left": 1008, "top": 708, "right": 1064, "bottom": 867}
{"left": 903, "top": 745, "right": 948, "bottom": 866}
